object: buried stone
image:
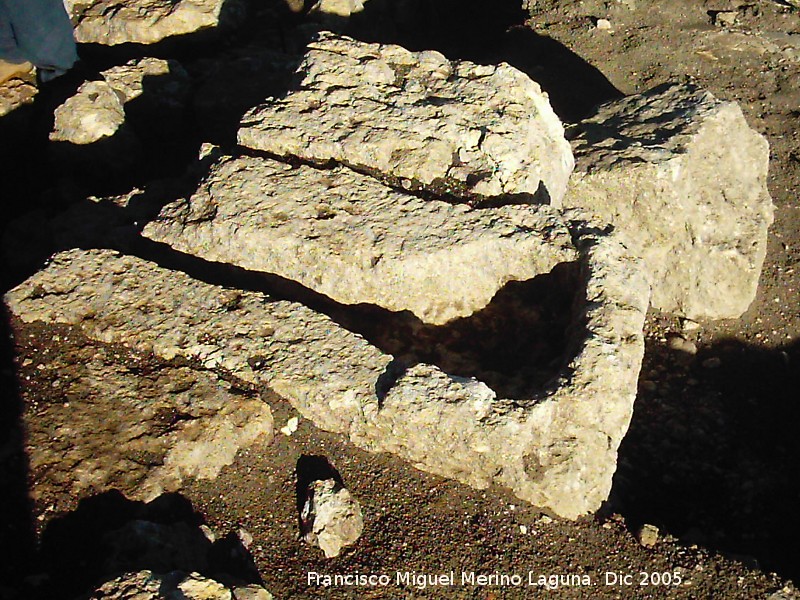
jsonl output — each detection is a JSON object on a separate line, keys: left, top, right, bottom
{"left": 238, "top": 33, "right": 574, "bottom": 206}
{"left": 5, "top": 230, "right": 648, "bottom": 518}
{"left": 142, "top": 154, "right": 577, "bottom": 325}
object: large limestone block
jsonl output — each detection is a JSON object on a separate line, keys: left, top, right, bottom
{"left": 5, "top": 237, "right": 648, "bottom": 518}
{"left": 238, "top": 33, "right": 574, "bottom": 206}
{"left": 563, "top": 82, "right": 774, "bottom": 319}
{"left": 64, "top": 0, "right": 240, "bottom": 45}
{"left": 143, "top": 155, "right": 578, "bottom": 324}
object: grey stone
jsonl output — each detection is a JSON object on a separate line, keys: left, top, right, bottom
{"left": 563, "top": 82, "right": 774, "bottom": 320}
{"left": 5, "top": 236, "right": 648, "bottom": 519}
{"left": 24, "top": 357, "right": 273, "bottom": 502}
{"left": 238, "top": 33, "right": 574, "bottom": 206}
{"left": 301, "top": 478, "right": 364, "bottom": 558}
{"left": 64, "top": 0, "right": 242, "bottom": 45}
{"left": 143, "top": 154, "right": 578, "bottom": 325}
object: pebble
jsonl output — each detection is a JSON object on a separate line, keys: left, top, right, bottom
{"left": 637, "top": 524, "right": 659, "bottom": 548}
{"left": 280, "top": 416, "right": 299, "bottom": 436}
{"left": 595, "top": 18, "right": 613, "bottom": 30}
{"left": 519, "top": 525, "right": 528, "bottom": 535}
{"left": 667, "top": 334, "right": 697, "bottom": 355}
{"left": 702, "top": 357, "right": 722, "bottom": 369}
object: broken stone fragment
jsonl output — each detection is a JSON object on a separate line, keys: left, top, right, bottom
{"left": 300, "top": 478, "right": 364, "bottom": 558}
{"left": 238, "top": 33, "right": 574, "bottom": 206}
{"left": 143, "top": 154, "right": 577, "bottom": 325}
{"left": 79, "top": 570, "right": 267, "bottom": 600}
{"left": 5, "top": 237, "right": 648, "bottom": 519}
{"left": 563, "top": 82, "right": 774, "bottom": 320}
{"left": 64, "top": 0, "right": 243, "bottom": 45}
{"left": 50, "top": 80, "right": 129, "bottom": 145}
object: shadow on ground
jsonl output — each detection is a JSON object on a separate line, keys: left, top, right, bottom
{"left": 612, "top": 336, "right": 800, "bottom": 582}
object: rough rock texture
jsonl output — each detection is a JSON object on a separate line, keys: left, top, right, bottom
{"left": 143, "top": 154, "right": 578, "bottom": 324}
{"left": 50, "top": 80, "right": 128, "bottom": 145}
{"left": 64, "top": 0, "right": 241, "bottom": 45}
{"left": 101, "top": 57, "right": 190, "bottom": 109}
{"left": 300, "top": 478, "right": 364, "bottom": 558}
{"left": 5, "top": 241, "right": 648, "bottom": 518}
{"left": 0, "top": 76, "right": 36, "bottom": 117}
{"left": 103, "top": 520, "right": 214, "bottom": 574}
{"left": 78, "top": 570, "right": 269, "bottom": 600}
{"left": 238, "top": 33, "right": 574, "bottom": 206}
{"left": 310, "top": 0, "right": 366, "bottom": 18}
{"left": 24, "top": 357, "right": 273, "bottom": 502}
{"left": 562, "top": 82, "right": 774, "bottom": 319}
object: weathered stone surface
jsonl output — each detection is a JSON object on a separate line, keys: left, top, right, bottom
{"left": 64, "top": 0, "right": 241, "bottom": 45}
{"left": 5, "top": 238, "right": 648, "bottom": 518}
{"left": 47, "top": 59, "right": 190, "bottom": 171}
{"left": 50, "top": 80, "right": 128, "bottom": 145}
{"left": 143, "top": 154, "right": 577, "bottom": 324}
{"left": 232, "top": 585, "right": 274, "bottom": 600}
{"left": 24, "top": 356, "right": 273, "bottom": 502}
{"left": 238, "top": 33, "right": 574, "bottom": 206}
{"left": 80, "top": 570, "right": 242, "bottom": 600}
{"left": 562, "top": 82, "right": 774, "bottom": 319}
{"left": 300, "top": 478, "right": 364, "bottom": 558}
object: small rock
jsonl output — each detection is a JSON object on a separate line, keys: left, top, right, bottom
{"left": 538, "top": 514, "right": 554, "bottom": 525}
{"left": 711, "top": 10, "right": 738, "bottom": 27}
{"left": 280, "top": 416, "right": 299, "bottom": 436}
{"left": 667, "top": 334, "right": 697, "bottom": 355}
{"left": 233, "top": 585, "right": 274, "bottom": 600}
{"left": 640, "top": 380, "right": 657, "bottom": 392}
{"left": 681, "top": 318, "right": 702, "bottom": 333}
{"left": 519, "top": 525, "right": 528, "bottom": 534}
{"left": 637, "top": 523, "right": 659, "bottom": 548}
{"left": 702, "top": 357, "right": 722, "bottom": 369}
{"left": 300, "top": 478, "right": 364, "bottom": 558}
{"left": 595, "top": 18, "right": 612, "bottom": 30}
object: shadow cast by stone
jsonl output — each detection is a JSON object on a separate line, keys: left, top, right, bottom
{"left": 612, "top": 336, "right": 800, "bottom": 582}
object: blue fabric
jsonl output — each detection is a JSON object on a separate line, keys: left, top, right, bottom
{"left": 0, "top": 0, "right": 77, "bottom": 78}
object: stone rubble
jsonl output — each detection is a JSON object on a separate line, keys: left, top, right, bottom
{"left": 238, "top": 33, "right": 574, "bottom": 206}
{"left": 563, "top": 82, "right": 774, "bottom": 320}
{"left": 64, "top": 0, "right": 242, "bottom": 45}
{"left": 300, "top": 478, "right": 364, "bottom": 558}
{"left": 5, "top": 231, "right": 648, "bottom": 519}
{"left": 143, "top": 154, "right": 577, "bottom": 324}
{"left": 78, "top": 570, "right": 273, "bottom": 600}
